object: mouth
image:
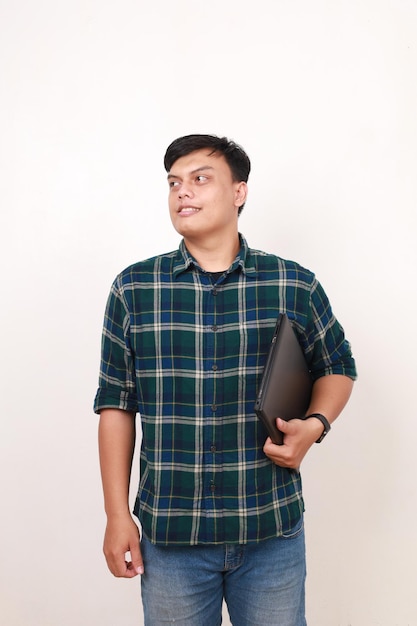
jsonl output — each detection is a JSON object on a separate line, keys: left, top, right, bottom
{"left": 178, "top": 206, "right": 201, "bottom": 215}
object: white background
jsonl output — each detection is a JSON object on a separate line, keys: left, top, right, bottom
{"left": 1, "top": 1, "right": 416, "bottom": 624}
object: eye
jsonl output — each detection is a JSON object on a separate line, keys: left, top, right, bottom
{"left": 196, "top": 175, "right": 208, "bottom": 183}
{"left": 169, "top": 180, "right": 180, "bottom": 188}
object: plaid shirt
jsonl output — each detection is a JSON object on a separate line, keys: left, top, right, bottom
{"left": 94, "top": 235, "right": 356, "bottom": 545}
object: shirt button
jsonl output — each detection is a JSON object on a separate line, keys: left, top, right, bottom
{"left": 212, "top": 364, "right": 218, "bottom": 371}
{"left": 211, "top": 404, "right": 217, "bottom": 412}
{"left": 210, "top": 445, "right": 217, "bottom": 452}
{"left": 212, "top": 289, "right": 218, "bottom": 296}
{"left": 211, "top": 325, "right": 218, "bottom": 332}
{"left": 210, "top": 482, "right": 216, "bottom": 492}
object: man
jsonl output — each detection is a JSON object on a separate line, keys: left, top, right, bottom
{"left": 94, "top": 134, "right": 357, "bottom": 625}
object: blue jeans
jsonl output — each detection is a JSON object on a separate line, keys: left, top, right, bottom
{"left": 140, "top": 516, "right": 306, "bottom": 626}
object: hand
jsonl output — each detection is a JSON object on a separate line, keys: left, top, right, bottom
{"left": 103, "top": 514, "right": 144, "bottom": 578}
{"left": 263, "top": 417, "right": 323, "bottom": 469}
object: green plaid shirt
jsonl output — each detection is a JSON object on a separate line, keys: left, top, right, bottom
{"left": 94, "top": 235, "right": 356, "bottom": 545}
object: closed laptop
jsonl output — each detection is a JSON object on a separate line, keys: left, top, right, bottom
{"left": 254, "top": 313, "right": 312, "bottom": 445}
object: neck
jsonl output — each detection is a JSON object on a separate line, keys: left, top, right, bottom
{"left": 184, "top": 232, "right": 240, "bottom": 272}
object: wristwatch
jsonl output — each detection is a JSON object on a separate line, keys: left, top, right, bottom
{"left": 304, "top": 413, "right": 331, "bottom": 443}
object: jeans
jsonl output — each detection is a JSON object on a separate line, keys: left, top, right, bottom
{"left": 140, "top": 516, "right": 306, "bottom": 626}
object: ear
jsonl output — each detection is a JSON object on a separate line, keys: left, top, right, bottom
{"left": 233, "top": 181, "right": 248, "bottom": 208}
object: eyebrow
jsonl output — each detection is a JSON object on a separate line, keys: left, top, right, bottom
{"left": 167, "top": 166, "right": 215, "bottom": 180}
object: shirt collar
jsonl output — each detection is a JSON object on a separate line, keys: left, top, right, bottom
{"left": 173, "top": 234, "right": 258, "bottom": 279}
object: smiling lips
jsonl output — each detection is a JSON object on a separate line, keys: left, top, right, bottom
{"left": 178, "top": 206, "right": 201, "bottom": 215}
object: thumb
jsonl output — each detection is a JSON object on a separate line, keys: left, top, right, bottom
{"left": 130, "top": 541, "right": 144, "bottom": 575}
{"left": 276, "top": 417, "right": 293, "bottom": 434}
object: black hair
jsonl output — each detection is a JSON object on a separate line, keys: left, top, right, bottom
{"left": 164, "top": 134, "right": 251, "bottom": 214}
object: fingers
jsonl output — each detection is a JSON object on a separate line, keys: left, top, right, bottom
{"left": 263, "top": 436, "right": 292, "bottom": 468}
{"left": 103, "top": 517, "right": 143, "bottom": 578}
{"left": 263, "top": 437, "right": 300, "bottom": 469}
{"left": 263, "top": 418, "right": 309, "bottom": 468}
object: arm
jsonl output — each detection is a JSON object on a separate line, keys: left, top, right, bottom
{"left": 263, "top": 374, "right": 354, "bottom": 469}
{"left": 98, "top": 408, "right": 144, "bottom": 577}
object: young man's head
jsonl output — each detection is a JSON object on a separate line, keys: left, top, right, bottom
{"left": 164, "top": 134, "right": 251, "bottom": 216}
{"left": 165, "top": 135, "right": 250, "bottom": 247}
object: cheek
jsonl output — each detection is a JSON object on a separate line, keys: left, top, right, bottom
{"left": 213, "top": 190, "right": 237, "bottom": 214}
{"left": 168, "top": 204, "right": 177, "bottom": 226}
{"left": 168, "top": 196, "right": 177, "bottom": 214}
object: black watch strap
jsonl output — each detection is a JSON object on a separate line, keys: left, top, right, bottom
{"left": 304, "top": 413, "right": 331, "bottom": 443}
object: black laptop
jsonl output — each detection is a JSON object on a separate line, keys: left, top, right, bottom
{"left": 254, "top": 314, "right": 312, "bottom": 445}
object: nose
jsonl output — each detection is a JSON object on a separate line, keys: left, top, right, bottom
{"left": 178, "top": 182, "right": 193, "bottom": 199}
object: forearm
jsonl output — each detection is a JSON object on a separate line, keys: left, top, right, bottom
{"left": 307, "top": 374, "right": 354, "bottom": 424}
{"left": 98, "top": 408, "right": 136, "bottom": 519}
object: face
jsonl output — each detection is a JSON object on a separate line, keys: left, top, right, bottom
{"left": 167, "top": 149, "right": 247, "bottom": 241}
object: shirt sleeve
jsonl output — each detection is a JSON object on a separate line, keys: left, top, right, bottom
{"left": 304, "top": 277, "right": 357, "bottom": 381}
{"left": 93, "top": 275, "right": 139, "bottom": 414}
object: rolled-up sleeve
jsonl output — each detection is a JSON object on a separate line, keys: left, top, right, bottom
{"left": 93, "top": 276, "right": 138, "bottom": 414}
{"left": 305, "top": 278, "right": 357, "bottom": 381}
